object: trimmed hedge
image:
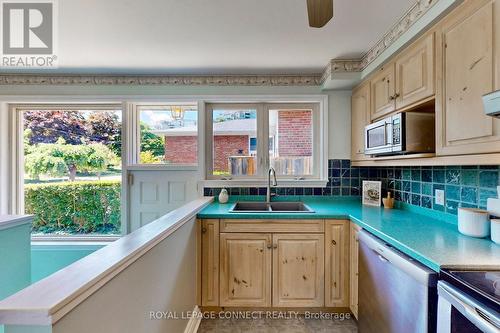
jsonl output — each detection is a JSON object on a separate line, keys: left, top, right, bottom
{"left": 25, "top": 180, "right": 121, "bottom": 234}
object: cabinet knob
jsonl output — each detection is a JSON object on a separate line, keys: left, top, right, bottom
{"left": 394, "top": 93, "right": 400, "bottom": 98}
{"left": 267, "top": 244, "right": 272, "bottom": 249}
{"left": 389, "top": 95, "right": 395, "bottom": 100}
{"left": 273, "top": 244, "right": 278, "bottom": 249}
{"left": 201, "top": 227, "right": 207, "bottom": 233}
{"left": 331, "top": 239, "right": 337, "bottom": 246}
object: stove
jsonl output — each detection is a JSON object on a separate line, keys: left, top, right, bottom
{"left": 438, "top": 269, "right": 500, "bottom": 333}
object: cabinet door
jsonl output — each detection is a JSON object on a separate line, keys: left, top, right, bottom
{"left": 351, "top": 83, "right": 371, "bottom": 161}
{"left": 325, "top": 220, "right": 350, "bottom": 307}
{"left": 220, "top": 233, "right": 272, "bottom": 307}
{"left": 370, "top": 63, "right": 396, "bottom": 120}
{"left": 437, "top": 0, "right": 500, "bottom": 155}
{"left": 395, "top": 32, "right": 435, "bottom": 109}
{"left": 349, "top": 223, "right": 361, "bottom": 319}
{"left": 201, "top": 219, "right": 219, "bottom": 306}
{"left": 272, "top": 234, "right": 324, "bottom": 307}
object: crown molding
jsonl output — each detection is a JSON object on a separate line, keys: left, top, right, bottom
{"left": 321, "top": 0, "right": 440, "bottom": 84}
{"left": 0, "top": 0, "right": 438, "bottom": 88}
{"left": 0, "top": 74, "right": 323, "bottom": 86}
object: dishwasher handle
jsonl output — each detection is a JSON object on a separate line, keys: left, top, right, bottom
{"left": 359, "top": 230, "right": 437, "bottom": 287}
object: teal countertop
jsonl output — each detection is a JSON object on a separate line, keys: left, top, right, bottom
{"left": 198, "top": 196, "right": 500, "bottom": 272}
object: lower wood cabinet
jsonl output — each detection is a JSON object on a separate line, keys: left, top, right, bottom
{"left": 325, "top": 220, "right": 350, "bottom": 307}
{"left": 219, "top": 233, "right": 272, "bottom": 307}
{"left": 272, "top": 234, "right": 324, "bottom": 307}
{"left": 200, "top": 219, "right": 354, "bottom": 310}
{"left": 201, "top": 219, "right": 219, "bottom": 306}
{"left": 349, "top": 222, "right": 361, "bottom": 318}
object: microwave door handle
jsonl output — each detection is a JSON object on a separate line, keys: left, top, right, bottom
{"left": 385, "top": 121, "right": 393, "bottom": 146}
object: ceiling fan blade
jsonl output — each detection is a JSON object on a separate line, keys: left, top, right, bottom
{"left": 306, "top": 0, "right": 333, "bottom": 28}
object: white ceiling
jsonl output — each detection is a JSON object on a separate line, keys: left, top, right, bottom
{"left": 27, "top": 0, "right": 414, "bottom": 74}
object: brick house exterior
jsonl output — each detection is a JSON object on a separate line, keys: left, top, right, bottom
{"left": 164, "top": 135, "right": 248, "bottom": 171}
{"left": 277, "top": 110, "right": 312, "bottom": 157}
{"left": 160, "top": 110, "right": 312, "bottom": 172}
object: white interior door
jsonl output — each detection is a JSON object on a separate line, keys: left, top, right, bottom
{"left": 128, "top": 170, "right": 200, "bottom": 232}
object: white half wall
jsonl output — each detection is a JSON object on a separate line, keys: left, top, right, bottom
{"left": 51, "top": 216, "right": 198, "bottom": 333}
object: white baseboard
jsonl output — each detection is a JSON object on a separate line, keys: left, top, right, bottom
{"left": 184, "top": 306, "right": 202, "bottom": 333}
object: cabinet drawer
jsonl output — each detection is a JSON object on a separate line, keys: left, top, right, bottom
{"left": 220, "top": 219, "right": 324, "bottom": 233}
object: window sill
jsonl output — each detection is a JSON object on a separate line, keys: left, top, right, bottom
{"left": 127, "top": 164, "right": 198, "bottom": 171}
{"left": 31, "top": 235, "right": 120, "bottom": 245}
{"left": 201, "top": 179, "right": 328, "bottom": 188}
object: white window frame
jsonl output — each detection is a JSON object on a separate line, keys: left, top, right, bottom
{"left": 203, "top": 98, "right": 328, "bottom": 187}
{"left": 127, "top": 102, "right": 201, "bottom": 171}
{"left": 205, "top": 103, "right": 265, "bottom": 180}
{"left": 9, "top": 103, "right": 126, "bottom": 238}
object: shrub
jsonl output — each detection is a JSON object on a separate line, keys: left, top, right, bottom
{"left": 25, "top": 180, "right": 121, "bottom": 235}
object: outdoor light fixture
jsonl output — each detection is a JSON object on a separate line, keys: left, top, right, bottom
{"left": 170, "top": 106, "right": 185, "bottom": 121}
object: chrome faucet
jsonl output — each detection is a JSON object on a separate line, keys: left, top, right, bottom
{"left": 266, "top": 167, "right": 277, "bottom": 204}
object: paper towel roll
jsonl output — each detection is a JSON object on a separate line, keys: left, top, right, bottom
{"left": 488, "top": 198, "right": 500, "bottom": 217}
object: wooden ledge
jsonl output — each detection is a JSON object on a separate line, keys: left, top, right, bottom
{"left": 0, "top": 197, "right": 213, "bottom": 326}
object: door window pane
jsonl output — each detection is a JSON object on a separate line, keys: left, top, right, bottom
{"left": 269, "top": 109, "right": 313, "bottom": 176}
{"left": 23, "top": 109, "right": 122, "bottom": 235}
{"left": 138, "top": 105, "right": 198, "bottom": 165}
{"left": 212, "top": 109, "right": 257, "bottom": 176}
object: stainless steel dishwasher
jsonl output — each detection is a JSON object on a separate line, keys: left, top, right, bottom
{"left": 358, "top": 230, "right": 438, "bottom": 333}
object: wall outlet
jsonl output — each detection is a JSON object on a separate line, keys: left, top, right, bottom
{"left": 435, "top": 189, "right": 445, "bottom": 206}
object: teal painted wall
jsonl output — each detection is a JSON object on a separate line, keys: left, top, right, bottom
{"left": 31, "top": 244, "right": 104, "bottom": 283}
{"left": 0, "top": 223, "right": 31, "bottom": 300}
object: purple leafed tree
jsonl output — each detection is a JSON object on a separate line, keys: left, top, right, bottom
{"left": 24, "top": 110, "right": 88, "bottom": 145}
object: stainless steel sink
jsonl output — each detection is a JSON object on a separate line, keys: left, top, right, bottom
{"left": 269, "top": 202, "right": 314, "bottom": 212}
{"left": 231, "top": 202, "right": 270, "bottom": 212}
{"left": 229, "top": 201, "right": 314, "bottom": 213}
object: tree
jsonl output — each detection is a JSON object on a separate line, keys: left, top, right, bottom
{"left": 24, "top": 110, "right": 88, "bottom": 145}
{"left": 25, "top": 139, "right": 118, "bottom": 181}
{"left": 140, "top": 123, "right": 164, "bottom": 157}
{"left": 86, "top": 111, "right": 122, "bottom": 156}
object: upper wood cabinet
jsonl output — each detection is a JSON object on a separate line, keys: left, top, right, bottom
{"left": 395, "top": 33, "right": 435, "bottom": 109}
{"left": 272, "top": 234, "right": 324, "bottom": 307}
{"left": 370, "top": 63, "right": 396, "bottom": 120}
{"left": 436, "top": 0, "right": 500, "bottom": 155}
{"left": 370, "top": 32, "right": 435, "bottom": 121}
{"left": 219, "top": 233, "right": 272, "bottom": 307}
{"left": 325, "top": 220, "right": 350, "bottom": 307}
{"left": 351, "top": 83, "right": 371, "bottom": 161}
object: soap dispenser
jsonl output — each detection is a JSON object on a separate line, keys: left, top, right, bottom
{"left": 218, "top": 188, "right": 229, "bottom": 204}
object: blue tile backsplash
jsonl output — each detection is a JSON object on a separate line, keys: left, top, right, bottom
{"left": 204, "top": 160, "right": 500, "bottom": 215}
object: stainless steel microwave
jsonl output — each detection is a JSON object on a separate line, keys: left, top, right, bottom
{"left": 364, "top": 112, "right": 435, "bottom": 156}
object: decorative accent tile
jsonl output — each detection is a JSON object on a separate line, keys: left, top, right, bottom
{"left": 479, "top": 170, "right": 499, "bottom": 188}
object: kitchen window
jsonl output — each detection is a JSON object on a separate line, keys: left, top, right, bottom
{"left": 205, "top": 102, "right": 326, "bottom": 184}
{"left": 136, "top": 104, "right": 198, "bottom": 166}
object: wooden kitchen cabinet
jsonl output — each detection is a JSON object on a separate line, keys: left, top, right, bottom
{"left": 351, "top": 82, "right": 371, "bottom": 161}
{"left": 395, "top": 33, "right": 435, "bottom": 109}
{"left": 325, "top": 220, "right": 350, "bottom": 307}
{"left": 272, "top": 234, "right": 324, "bottom": 307}
{"left": 436, "top": 0, "right": 500, "bottom": 155}
{"left": 219, "top": 233, "right": 272, "bottom": 307}
{"left": 204, "top": 219, "right": 350, "bottom": 309}
{"left": 349, "top": 222, "right": 361, "bottom": 319}
{"left": 370, "top": 63, "right": 396, "bottom": 120}
{"left": 201, "top": 219, "right": 219, "bottom": 306}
